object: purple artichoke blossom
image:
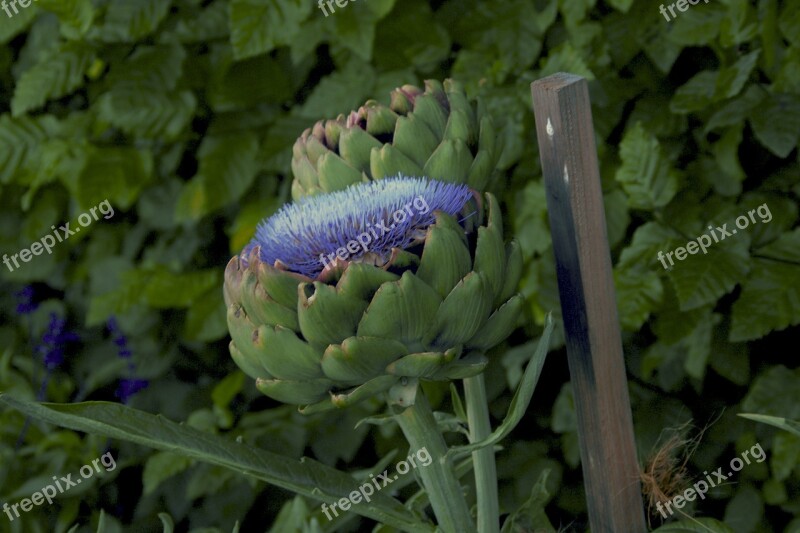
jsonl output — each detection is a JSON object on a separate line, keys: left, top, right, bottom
{"left": 243, "top": 176, "right": 475, "bottom": 280}
{"left": 224, "top": 175, "right": 524, "bottom": 411}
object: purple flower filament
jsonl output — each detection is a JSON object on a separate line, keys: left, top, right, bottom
{"left": 246, "top": 176, "right": 474, "bottom": 278}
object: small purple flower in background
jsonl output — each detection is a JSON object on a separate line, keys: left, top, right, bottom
{"left": 15, "top": 286, "right": 38, "bottom": 315}
{"left": 36, "top": 313, "right": 79, "bottom": 400}
{"left": 107, "top": 317, "right": 148, "bottom": 404}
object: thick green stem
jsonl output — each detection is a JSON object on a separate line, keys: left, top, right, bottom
{"left": 464, "top": 374, "right": 499, "bottom": 533}
{"left": 394, "top": 387, "right": 476, "bottom": 532}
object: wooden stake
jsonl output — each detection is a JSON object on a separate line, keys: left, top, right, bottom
{"left": 530, "top": 73, "right": 646, "bottom": 532}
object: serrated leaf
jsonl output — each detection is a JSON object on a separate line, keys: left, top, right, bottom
{"left": 666, "top": 234, "right": 751, "bottom": 311}
{"left": 715, "top": 49, "right": 760, "bottom": 100}
{"left": 175, "top": 132, "right": 260, "bottom": 222}
{"left": 730, "top": 259, "right": 800, "bottom": 341}
{"left": 755, "top": 228, "right": 800, "bottom": 262}
{"left": 11, "top": 43, "right": 95, "bottom": 117}
{"left": 38, "top": 0, "right": 95, "bottom": 37}
{"left": 0, "top": 3, "right": 38, "bottom": 44}
{"left": 229, "top": 0, "right": 311, "bottom": 60}
{"left": 296, "top": 59, "right": 377, "bottom": 119}
{"left": 749, "top": 92, "right": 800, "bottom": 158}
{"left": 163, "top": 0, "right": 229, "bottom": 44}
{"left": 614, "top": 266, "right": 663, "bottom": 330}
{"left": 0, "top": 396, "right": 434, "bottom": 533}
{"left": 0, "top": 114, "right": 60, "bottom": 184}
{"left": 92, "top": 0, "right": 171, "bottom": 42}
{"left": 615, "top": 122, "right": 679, "bottom": 209}
{"left": 74, "top": 145, "right": 153, "bottom": 210}
{"left": 97, "top": 91, "right": 197, "bottom": 141}
{"left": 742, "top": 366, "right": 800, "bottom": 419}
{"left": 666, "top": 4, "right": 724, "bottom": 45}
{"left": 671, "top": 71, "right": 717, "bottom": 114}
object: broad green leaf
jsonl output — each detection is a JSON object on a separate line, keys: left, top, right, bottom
{"left": 539, "top": 42, "right": 594, "bottom": 80}
{"left": 666, "top": 234, "right": 751, "bottom": 311}
{"left": 705, "top": 85, "right": 764, "bottom": 132}
{"left": 755, "top": 228, "right": 800, "bottom": 262}
{"left": 606, "top": 0, "right": 633, "bottom": 13}
{"left": 11, "top": 43, "right": 95, "bottom": 116}
{"left": 0, "top": 2, "right": 38, "bottom": 44}
{"left": 184, "top": 288, "right": 228, "bottom": 343}
{"left": 75, "top": 146, "right": 154, "bottom": 210}
{"left": 618, "top": 221, "right": 681, "bottom": 269}
{"left": 715, "top": 50, "right": 760, "bottom": 100}
{"left": 730, "top": 260, "right": 800, "bottom": 341}
{"left": 91, "top": 0, "right": 171, "bottom": 42}
{"left": 666, "top": 4, "right": 724, "bottom": 45}
{"left": 614, "top": 266, "right": 663, "bottom": 331}
{"left": 38, "top": 0, "right": 95, "bottom": 37}
{"left": 615, "top": 122, "right": 679, "bottom": 209}
{"left": 742, "top": 366, "right": 800, "bottom": 419}
{"left": 144, "top": 268, "right": 219, "bottom": 308}
{"left": 97, "top": 91, "right": 197, "bottom": 141}
{"left": 671, "top": 71, "right": 717, "bottom": 114}
{"left": 448, "top": 314, "right": 554, "bottom": 460}
{"left": 749, "top": 92, "right": 800, "bottom": 158}
{"left": 499, "top": 470, "right": 555, "bottom": 533}
{"left": 296, "top": 59, "right": 377, "bottom": 119}
{"left": 229, "top": 0, "right": 312, "bottom": 60}
{"left": 0, "top": 395, "right": 434, "bottom": 533}
{"left": 739, "top": 414, "right": 800, "bottom": 439}
{"left": 373, "top": 0, "right": 450, "bottom": 71}
{"left": 778, "top": 0, "right": 800, "bottom": 46}
{"left": 331, "top": 2, "right": 380, "bottom": 62}
{"left": 0, "top": 114, "right": 60, "bottom": 184}
{"left": 719, "top": 0, "right": 758, "bottom": 47}
{"left": 175, "top": 132, "right": 261, "bottom": 222}
{"left": 164, "top": 0, "right": 229, "bottom": 43}
{"left": 723, "top": 485, "right": 763, "bottom": 533}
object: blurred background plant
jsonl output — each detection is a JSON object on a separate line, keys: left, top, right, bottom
{"left": 0, "top": 0, "right": 798, "bottom": 531}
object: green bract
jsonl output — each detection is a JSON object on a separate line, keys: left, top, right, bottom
{"left": 224, "top": 194, "right": 523, "bottom": 412}
{"left": 291, "top": 79, "right": 500, "bottom": 200}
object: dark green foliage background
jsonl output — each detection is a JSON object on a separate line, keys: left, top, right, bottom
{"left": 0, "top": 0, "right": 798, "bottom": 531}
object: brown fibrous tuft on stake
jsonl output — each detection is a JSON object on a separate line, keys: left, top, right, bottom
{"left": 639, "top": 421, "right": 706, "bottom": 527}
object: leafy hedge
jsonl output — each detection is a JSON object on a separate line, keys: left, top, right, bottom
{"left": 0, "top": 0, "right": 798, "bottom": 531}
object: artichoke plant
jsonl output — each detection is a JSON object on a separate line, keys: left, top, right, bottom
{"left": 290, "top": 79, "right": 499, "bottom": 200}
{"left": 223, "top": 176, "right": 523, "bottom": 412}
{"left": 224, "top": 80, "right": 536, "bottom": 532}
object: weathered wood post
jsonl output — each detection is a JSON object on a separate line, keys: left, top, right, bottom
{"left": 530, "top": 73, "right": 647, "bottom": 532}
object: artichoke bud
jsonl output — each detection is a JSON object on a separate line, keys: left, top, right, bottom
{"left": 291, "top": 79, "right": 498, "bottom": 200}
